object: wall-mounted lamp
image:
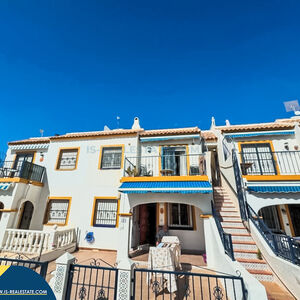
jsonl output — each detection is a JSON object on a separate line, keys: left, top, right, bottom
{"left": 284, "top": 142, "right": 289, "bottom": 150}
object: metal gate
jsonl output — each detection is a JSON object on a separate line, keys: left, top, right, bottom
{"left": 133, "top": 268, "right": 247, "bottom": 300}
{"left": 0, "top": 254, "right": 48, "bottom": 278}
{"left": 232, "top": 151, "right": 248, "bottom": 221}
{"left": 65, "top": 261, "right": 118, "bottom": 300}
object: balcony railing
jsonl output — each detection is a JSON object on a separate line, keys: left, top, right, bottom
{"left": 0, "top": 160, "right": 45, "bottom": 183}
{"left": 123, "top": 153, "right": 206, "bottom": 177}
{"left": 247, "top": 203, "right": 300, "bottom": 265}
{"left": 240, "top": 150, "right": 300, "bottom": 175}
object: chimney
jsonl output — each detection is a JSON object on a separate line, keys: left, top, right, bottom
{"left": 132, "top": 117, "right": 141, "bottom": 130}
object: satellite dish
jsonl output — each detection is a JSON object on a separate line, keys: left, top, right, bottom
{"left": 284, "top": 100, "right": 300, "bottom": 115}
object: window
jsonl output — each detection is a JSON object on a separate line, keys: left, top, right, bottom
{"left": 240, "top": 143, "right": 277, "bottom": 175}
{"left": 13, "top": 152, "right": 35, "bottom": 169}
{"left": 56, "top": 148, "right": 79, "bottom": 170}
{"left": 100, "top": 146, "right": 123, "bottom": 169}
{"left": 92, "top": 199, "right": 118, "bottom": 227}
{"left": 259, "top": 206, "right": 282, "bottom": 233}
{"left": 161, "top": 146, "right": 187, "bottom": 176}
{"left": 168, "top": 204, "right": 193, "bottom": 229}
{"left": 45, "top": 199, "right": 70, "bottom": 225}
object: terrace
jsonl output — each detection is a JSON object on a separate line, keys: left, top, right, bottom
{"left": 0, "top": 160, "right": 45, "bottom": 183}
{"left": 240, "top": 150, "right": 300, "bottom": 176}
{"left": 123, "top": 153, "right": 207, "bottom": 178}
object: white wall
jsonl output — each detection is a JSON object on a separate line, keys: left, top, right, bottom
{"left": 42, "top": 135, "right": 138, "bottom": 250}
{"left": 246, "top": 191, "right": 300, "bottom": 213}
{"left": 204, "top": 217, "right": 268, "bottom": 300}
{"left": 169, "top": 208, "right": 205, "bottom": 251}
{"left": 127, "top": 193, "right": 212, "bottom": 215}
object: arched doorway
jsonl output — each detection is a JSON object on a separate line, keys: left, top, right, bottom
{"left": 18, "top": 201, "right": 34, "bottom": 230}
{"left": 0, "top": 202, "right": 4, "bottom": 221}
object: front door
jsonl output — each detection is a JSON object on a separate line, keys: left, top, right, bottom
{"left": 19, "top": 201, "right": 34, "bottom": 229}
{"left": 139, "top": 204, "right": 157, "bottom": 246}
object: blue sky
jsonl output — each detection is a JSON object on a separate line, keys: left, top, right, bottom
{"left": 0, "top": 0, "right": 299, "bottom": 152}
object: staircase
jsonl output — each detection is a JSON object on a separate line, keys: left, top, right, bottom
{"left": 213, "top": 186, "right": 295, "bottom": 299}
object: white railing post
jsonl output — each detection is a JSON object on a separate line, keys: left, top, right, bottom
{"left": 116, "top": 211, "right": 133, "bottom": 300}
{"left": 49, "top": 252, "right": 75, "bottom": 300}
{"left": 48, "top": 225, "right": 58, "bottom": 250}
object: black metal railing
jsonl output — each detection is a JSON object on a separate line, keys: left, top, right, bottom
{"left": 123, "top": 154, "right": 206, "bottom": 177}
{"left": 240, "top": 150, "right": 300, "bottom": 175}
{"left": 133, "top": 268, "right": 247, "bottom": 299}
{"left": 233, "top": 151, "right": 248, "bottom": 221}
{"left": 65, "top": 263, "right": 118, "bottom": 300}
{"left": 0, "top": 255, "right": 48, "bottom": 278}
{"left": 0, "top": 160, "right": 45, "bottom": 183}
{"left": 211, "top": 202, "right": 235, "bottom": 261}
{"left": 247, "top": 203, "right": 300, "bottom": 265}
{"left": 222, "top": 137, "right": 232, "bottom": 161}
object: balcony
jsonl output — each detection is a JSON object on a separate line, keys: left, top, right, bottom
{"left": 0, "top": 160, "right": 45, "bottom": 183}
{"left": 123, "top": 153, "right": 206, "bottom": 178}
{"left": 240, "top": 150, "right": 300, "bottom": 176}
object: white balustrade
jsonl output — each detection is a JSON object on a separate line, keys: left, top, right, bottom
{"left": 0, "top": 228, "right": 76, "bottom": 255}
{"left": 52, "top": 228, "right": 76, "bottom": 249}
{"left": 1, "top": 229, "right": 51, "bottom": 255}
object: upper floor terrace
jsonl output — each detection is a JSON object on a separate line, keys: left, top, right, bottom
{"left": 239, "top": 148, "right": 300, "bottom": 177}
{"left": 0, "top": 160, "right": 45, "bottom": 184}
{"left": 123, "top": 151, "right": 207, "bottom": 178}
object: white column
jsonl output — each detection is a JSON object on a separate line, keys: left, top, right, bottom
{"left": 116, "top": 193, "right": 134, "bottom": 300}
{"left": 116, "top": 213, "right": 133, "bottom": 300}
{"left": 49, "top": 252, "right": 75, "bottom": 300}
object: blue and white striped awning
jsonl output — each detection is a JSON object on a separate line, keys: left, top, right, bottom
{"left": 225, "top": 131, "right": 294, "bottom": 139}
{"left": 9, "top": 143, "right": 49, "bottom": 151}
{"left": 119, "top": 181, "right": 213, "bottom": 194}
{"left": 0, "top": 183, "right": 11, "bottom": 191}
{"left": 248, "top": 185, "right": 300, "bottom": 193}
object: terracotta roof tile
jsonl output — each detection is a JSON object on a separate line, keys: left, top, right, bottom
{"left": 8, "top": 137, "right": 50, "bottom": 145}
{"left": 218, "top": 122, "right": 295, "bottom": 133}
{"left": 139, "top": 127, "right": 200, "bottom": 137}
{"left": 201, "top": 131, "right": 217, "bottom": 141}
{"left": 50, "top": 129, "right": 142, "bottom": 140}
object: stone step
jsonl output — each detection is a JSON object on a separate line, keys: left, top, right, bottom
{"left": 218, "top": 208, "right": 238, "bottom": 212}
{"left": 221, "top": 217, "right": 242, "bottom": 222}
{"left": 217, "top": 211, "right": 240, "bottom": 217}
{"left": 213, "top": 196, "right": 231, "bottom": 200}
{"left": 213, "top": 194, "right": 231, "bottom": 197}
{"left": 233, "top": 241, "right": 258, "bottom": 251}
{"left": 224, "top": 227, "right": 248, "bottom": 234}
{"left": 221, "top": 221, "right": 243, "bottom": 227}
{"left": 248, "top": 270, "right": 273, "bottom": 282}
{"left": 214, "top": 200, "right": 232, "bottom": 204}
{"left": 237, "top": 258, "right": 269, "bottom": 271}
{"left": 215, "top": 205, "right": 236, "bottom": 210}
{"left": 218, "top": 213, "right": 240, "bottom": 218}
{"left": 214, "top": 202, "right": 235, "bottom": 206}
{"left": 234, "top": 250, "right": 259, "bottom": 260}
{"left": 231, "top": 234, "right": 253, "bottom": 243}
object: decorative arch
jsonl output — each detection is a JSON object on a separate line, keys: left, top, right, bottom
{"left": 18, "top": 201, "right": 34, "bottom": 230}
